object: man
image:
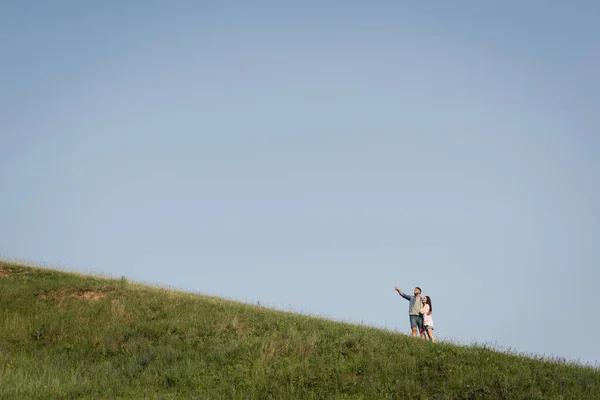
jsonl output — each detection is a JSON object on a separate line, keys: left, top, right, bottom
{"left": 394, "top": 286, "right": 426, "bottom": 338}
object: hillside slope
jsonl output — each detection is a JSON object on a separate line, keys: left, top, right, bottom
{"left": 0, "top": 260, "right": 598, "bottom": 399}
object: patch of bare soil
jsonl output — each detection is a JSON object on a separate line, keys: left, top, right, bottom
{"left": 0, "top": 267, "right": 10, "bottom": 278}
{"left": 39, "top": 288, "right": 107, "bottom": 302}
{"left": 77, "top": 291, "right": 106, "bottom": 300}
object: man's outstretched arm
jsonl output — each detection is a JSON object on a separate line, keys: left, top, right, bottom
{"left": 394, "top": 286, "right": 411, "bottom": 301}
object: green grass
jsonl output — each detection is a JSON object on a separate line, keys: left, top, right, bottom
{"left": 1, "top": 260, "right": 598, "bottom": 399}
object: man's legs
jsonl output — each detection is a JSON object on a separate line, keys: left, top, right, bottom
{"left": 409, "top": 315, "right": 419, "bottom": 337}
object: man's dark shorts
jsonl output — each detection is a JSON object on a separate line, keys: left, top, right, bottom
{"left": 409, "top": 314, "right": 424, "bottom": 331}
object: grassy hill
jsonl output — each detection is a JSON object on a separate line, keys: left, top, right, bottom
{"left": 1, "top": 260, "right": 598, "bottom": 399}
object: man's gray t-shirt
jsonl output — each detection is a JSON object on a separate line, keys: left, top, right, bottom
{"left": 400, "top": 293, "right": 422, "bottom": 316}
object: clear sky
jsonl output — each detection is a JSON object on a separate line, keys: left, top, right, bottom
{"left": 2, "top": 2, "right": 599, "bottom": 365}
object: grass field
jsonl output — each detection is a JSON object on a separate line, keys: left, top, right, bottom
{"left": 1, "top": 260, "right": 598, "bottom": 399}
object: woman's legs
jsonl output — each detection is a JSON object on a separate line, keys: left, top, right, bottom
{"left": 426, "top": 328, "right": 436, "bottom": 343}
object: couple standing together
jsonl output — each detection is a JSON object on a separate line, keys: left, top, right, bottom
{"left": 394, "top": 286, "right": 435, "bottom": 343}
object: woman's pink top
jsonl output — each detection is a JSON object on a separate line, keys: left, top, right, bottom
{"left": 420, "top": 304, "right": 434, "bottom": 327}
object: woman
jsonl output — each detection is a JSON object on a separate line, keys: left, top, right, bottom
{"left": 420, "top": 296, "right": 435, "bottom": 343}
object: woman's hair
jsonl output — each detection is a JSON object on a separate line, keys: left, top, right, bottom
{"left": 424, "top": 296, "right": 432, "bottom": 312}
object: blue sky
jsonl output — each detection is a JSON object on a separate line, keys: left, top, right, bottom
{"left": 2, "top": 2, "right": 599, "bottom": 365}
